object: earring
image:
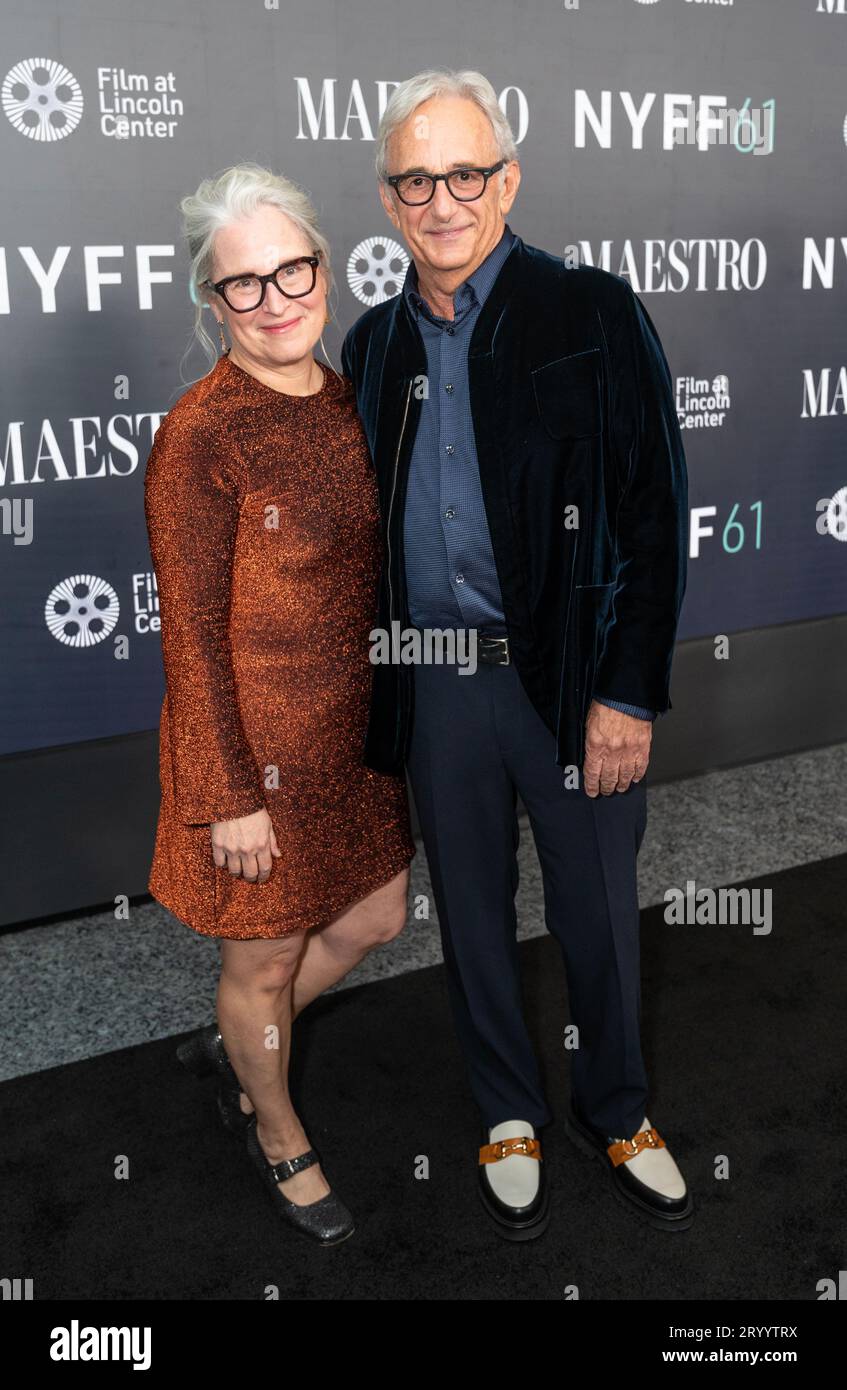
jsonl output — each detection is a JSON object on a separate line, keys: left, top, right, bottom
{"left": 216, "top": 318, "right": 227, "bottom": 354}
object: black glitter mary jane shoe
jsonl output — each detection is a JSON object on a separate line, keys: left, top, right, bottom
{"left": 175, "top": 1022, "right": 253, "bottom": 1137}
{"left": 245, "top": 1115, "right": 355, "bottom": 1246}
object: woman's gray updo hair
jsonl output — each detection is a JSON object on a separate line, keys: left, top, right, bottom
{"left": 180, "top": 161, "right": 337, "bottom": 370}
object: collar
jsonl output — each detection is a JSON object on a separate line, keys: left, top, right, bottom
{"left": 394, "top": 229, "right": 524, "bottom": 377}
{"left": 402, "top": 222, "right": 516, "bottom": 323}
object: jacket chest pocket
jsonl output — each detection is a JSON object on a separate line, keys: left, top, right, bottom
{"left": 531, "top": 348, "right": 603, "bottom": 441}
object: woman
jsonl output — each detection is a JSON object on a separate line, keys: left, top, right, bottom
{"left": 144, "top": 163, "right": 416, "bottom": 1246}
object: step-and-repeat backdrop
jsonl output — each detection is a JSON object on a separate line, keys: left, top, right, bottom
{"left": 1, "top": 0, "right": 844, "bottom": 755}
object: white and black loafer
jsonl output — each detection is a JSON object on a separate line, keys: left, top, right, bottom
{"left": 477, "top": 1120, "right": 550, "bottom": 1241}
{"left": 565, "top": 1097, "right": 694, "bottom": 1231}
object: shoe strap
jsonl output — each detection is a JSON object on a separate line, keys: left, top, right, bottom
{"left": 479, "top": 1136, "right": 541, "bottom": 1164}
{"left": 269, "top": 1148, "right": 319, "bottom": 1182}
{"left": 607, "top": 1128, "right": 665, "bottom": 1167}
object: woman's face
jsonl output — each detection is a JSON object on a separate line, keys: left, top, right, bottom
{"left": 206, "top": 204, "right": 328, "bottom": 371}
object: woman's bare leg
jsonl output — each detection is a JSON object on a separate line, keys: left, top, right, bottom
{"left": 290, "top": 866, "right": 410, "bottom": 1016}
{"left": 217, "top": 868, "right": 409, "bottom": 1203}
{"left": 231, "top": 867, "right": 409, "bottom": 1118}
{"left": 217, "top": 930, "right": 330, "bottom": 1205}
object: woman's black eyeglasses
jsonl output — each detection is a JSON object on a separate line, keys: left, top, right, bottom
{"left": 385, "top": 160, "right": 506, "bottom": 206}
{"left": 203, "top": 253, "right": 322, "bottom": 312}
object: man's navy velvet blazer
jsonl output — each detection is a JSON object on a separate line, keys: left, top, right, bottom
{"left": 340, "top": 231, "right": 688, "bottom": 777}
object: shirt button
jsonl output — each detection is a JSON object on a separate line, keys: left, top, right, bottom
{"left": 445, "top": 444, "right": 454, "bottom": 455}
{"left": 455, "top": 572, "right": 465, "bottom": 584}
{"left": 447, "top": 326, "right": 455, "bottom": 336}
{"left": 445, "top": 383, "right": 454, "bottom": 393}
{"left": 445, "top": 507, "right": 456, "bottom": 519}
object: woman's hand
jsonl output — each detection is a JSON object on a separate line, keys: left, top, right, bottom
{"left": 210, "top": 808, "right": 282, "bottom": 883}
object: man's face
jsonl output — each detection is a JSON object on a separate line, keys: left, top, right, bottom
{"left": 378, "top": 94, "right": 520, "bottom": 279}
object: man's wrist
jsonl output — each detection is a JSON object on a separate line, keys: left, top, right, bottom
{"left": 593, "top": 696, "right": 656, "bottom": 721}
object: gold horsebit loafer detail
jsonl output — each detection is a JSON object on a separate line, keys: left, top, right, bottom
{"left": 479, "top": 1135, "right": 542, "bottom": 1164}
{"left": 606, "top": 1126, "right": 666, "bottom": 1167}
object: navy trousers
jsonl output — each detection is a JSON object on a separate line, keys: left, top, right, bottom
{"left": 405, "top": 656, "right": 650, "bottom": 1139}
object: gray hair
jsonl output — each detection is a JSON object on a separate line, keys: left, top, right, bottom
{"left": 375, "top": 68, "right": 518, "bottom": 183}
{"left": 179, "top": 162, "right": 337, "bottom": 371}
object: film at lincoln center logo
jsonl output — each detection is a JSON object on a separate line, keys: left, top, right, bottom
{"left": 347, "top": 237, "right": 410, "bottom": 306}
{"left": 2, "top": 58, "right": 84, "bottom": 141}
{"left": 45, "top": 575, "right": 120, "bottom": 647}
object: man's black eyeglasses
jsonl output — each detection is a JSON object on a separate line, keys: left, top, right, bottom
{"left": 203, "top": 253, "right": 322, "bottom": 312}
{"left": 385, "top": 160, "right": 507, "bottom": 206}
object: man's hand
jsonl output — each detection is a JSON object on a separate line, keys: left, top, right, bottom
{"left": 210, "top": 807, "right": 281, "bottom": 883}
{"left": 582, "top": 700, "right": 652, "bottom": 797}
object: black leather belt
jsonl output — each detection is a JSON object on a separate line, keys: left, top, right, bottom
{"left": 477, "top": 633, "right": 510, "bottom": 665}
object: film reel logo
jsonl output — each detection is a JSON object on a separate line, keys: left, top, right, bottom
{"left": 346, "top": 237, "right": 409, "bottom": 306}
{"left": 45, "top": 575, "right": 120, "bottom": 647}
{"left": 2, "top": 57, "right": 84, "bottom": 142}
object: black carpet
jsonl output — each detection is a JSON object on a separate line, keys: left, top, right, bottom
{"left": 2, "top": 853, "right": 845, "bottom": 1301}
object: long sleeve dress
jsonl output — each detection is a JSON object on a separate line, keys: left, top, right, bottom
{"left": 143, "top": 351, "right": 416, "bottom": 939}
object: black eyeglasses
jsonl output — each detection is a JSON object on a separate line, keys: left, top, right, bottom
{"left": 385, "top": 160, "right": 507, "bottom": 206}
{"left": 203, "top": 253, "right": 322, "bottom": 312}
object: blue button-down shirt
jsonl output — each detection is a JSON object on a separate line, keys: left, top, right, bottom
{"left": 401, "top": 223, "right": 654, "bottom": 722}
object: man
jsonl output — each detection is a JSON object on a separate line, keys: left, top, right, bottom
{"left": 341, "top": 68, "right": 691, "bottom": 1241}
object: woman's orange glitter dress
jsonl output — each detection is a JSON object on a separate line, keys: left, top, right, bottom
{"left": 143, "top": 351, "right": 416, "bottom": 939}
